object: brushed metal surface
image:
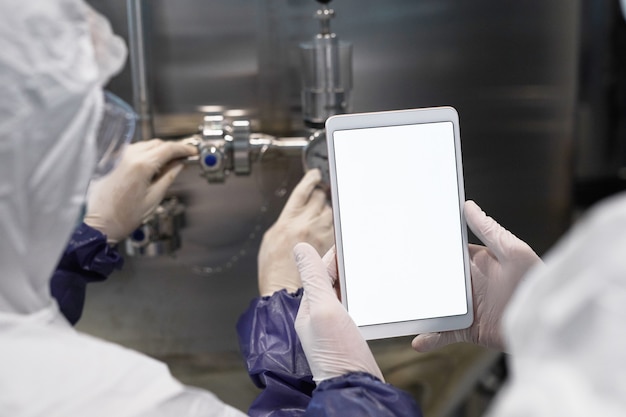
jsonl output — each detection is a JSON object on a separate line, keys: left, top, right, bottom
{"left": 80, "top": 0, "right": 580, "bottom": 357}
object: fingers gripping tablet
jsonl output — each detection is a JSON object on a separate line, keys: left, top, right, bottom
{"left": 325, "top": 106, "right": 473, "bottom": 340}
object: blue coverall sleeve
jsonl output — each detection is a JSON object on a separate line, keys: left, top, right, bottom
{"left": 237, "top": 289, "right": 315, "bottom": 417}
{"left": 305, "top": 373, "right": 423, "bottom": 417}
{"left": 236, "top": 289, "right": 423, "bottom": 417}
{"left": 50, "top": 222, "right": 124, "bottom": 325}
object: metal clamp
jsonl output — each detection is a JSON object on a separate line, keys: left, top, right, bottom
{"left": 231, "top": 120, "right": 251, "bottom": 175}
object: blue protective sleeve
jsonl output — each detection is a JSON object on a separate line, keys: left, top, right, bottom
{"left": 237, "top": 289, "right": 423, "bottom": 417}
{"left": 237, "top": 289, "right": 315, "bottom": 417}
{"left": 305, "top": 373, "right": 423, "bottom": 417}
{"left": 50, "top": 222, "right": 124, "bottom": 325}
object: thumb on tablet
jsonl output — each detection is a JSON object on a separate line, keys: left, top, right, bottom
{"left": 294, "top": 242, "right": 335, "bottom": 301}
{"left": 294, "top": 242, "right": 384, "bottom": 383}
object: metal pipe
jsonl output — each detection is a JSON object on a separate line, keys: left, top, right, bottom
{"left": 126, "top": 0, "right": 154, "bottom": 141}
{"left": 250, "top": 134, "right": 310, "bottom": 155}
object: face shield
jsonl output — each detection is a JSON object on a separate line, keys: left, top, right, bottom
{"left": 93, "top": 91, "right": 137, "bottom": 179}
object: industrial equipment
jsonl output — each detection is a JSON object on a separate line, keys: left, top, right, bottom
{"left": 125, "top": 0, "right": 351, "bottom": 257}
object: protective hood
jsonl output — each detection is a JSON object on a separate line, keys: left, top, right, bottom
{"left": 0, "top": 4, "right": 241, "bottom": 416}
{"left": 487, "top": 192, "right": 626, "bottom": 416}
{"left": 0, "top": 0, "right": 126, "bottom": 315}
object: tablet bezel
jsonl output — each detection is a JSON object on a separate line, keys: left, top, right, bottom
{"left": 325, "top": 106, "right": 473, "bottom": 340}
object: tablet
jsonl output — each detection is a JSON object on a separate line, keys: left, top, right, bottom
{"left": 325, "top": 106, "right": 473, "bottom": 340}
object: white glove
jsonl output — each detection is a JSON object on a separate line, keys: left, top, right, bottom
{"left": 258, "top": 169, "right": 334, "bottom": 296}
{"left": 294, "top": 243, "right": 384, "bottom": 383}
{"left": 84, "top": 139, "right": 197, "bottom": 244}
{"left": 412, "top": 200, "right": 543, "bottom": 353}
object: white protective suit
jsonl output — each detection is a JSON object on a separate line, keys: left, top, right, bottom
{"left": 486, "top": 5, "right": 626, "bottom": 416}
{"left": 487, "top": 192, "right": 626, "bottom": 416}
{"left": 0, "top": 1, "right": 243, "bottom": 416}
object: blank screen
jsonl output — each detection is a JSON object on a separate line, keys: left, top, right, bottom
{"left": 333, "top": 121, "right": 468, "bottom": 327}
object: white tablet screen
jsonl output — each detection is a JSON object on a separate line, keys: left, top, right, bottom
{"left": 332, "top": 121, "right": 468, "bottom": 327}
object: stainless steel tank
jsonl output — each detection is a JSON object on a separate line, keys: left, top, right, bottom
{"left": 79, "top": 0, "right": 581, "bottom": 414}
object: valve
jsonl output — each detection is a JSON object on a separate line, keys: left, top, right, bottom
{"left": 300, "top": 0, "right": 352, "bottom": 128}
{"left": 181, "top": 111, "right": 308, "bottom": 184}
{"left": 125, "top": 196, "right": 185, "bottom": 257}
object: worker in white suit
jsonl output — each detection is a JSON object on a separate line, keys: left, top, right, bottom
{"left": 0, "top": 1, "right": 244, "bottom": 415}
{"left": 0, "top": 1, "right": 393, "bottom": 416}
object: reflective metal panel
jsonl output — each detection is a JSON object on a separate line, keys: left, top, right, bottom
{"left": 80, "top": 0, "right": 580, "bottom": 358}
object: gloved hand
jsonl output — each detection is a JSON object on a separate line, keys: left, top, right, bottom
{"left": 412, "top": 200, "right": 543, "bottom": 353}
{"left": 294, "top": 242, "right": 384, "bottom": 383}
{"left": 84, "top": 139, "right": 197, "bottom": 244}
{"left": 258, "top": 169, "right": 334, "bottom": 296}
